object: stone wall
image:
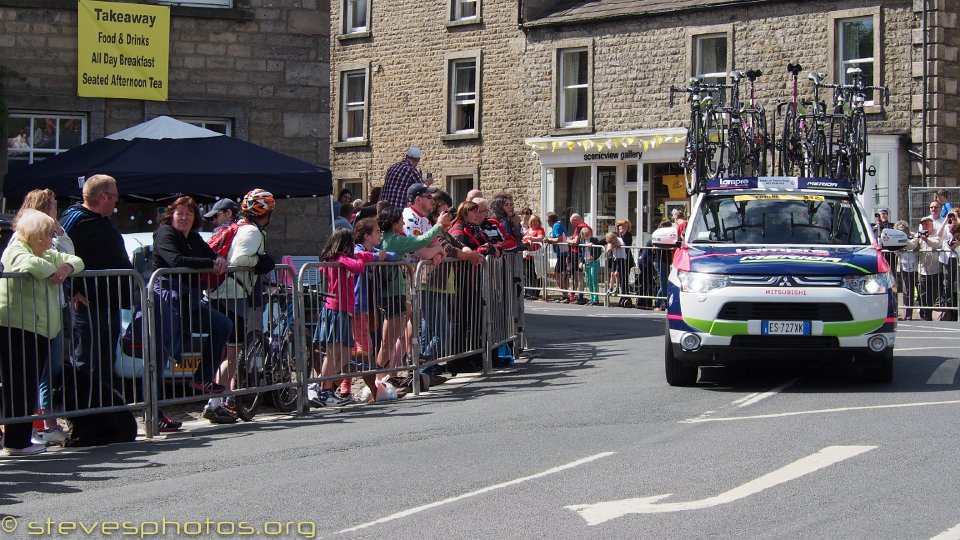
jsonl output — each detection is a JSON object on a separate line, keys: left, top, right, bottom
{"left": 0, "top": 0, "right": 332, "bottom": 256}
{"left": 331, "top": 0, "right": 931, "bottom": 218}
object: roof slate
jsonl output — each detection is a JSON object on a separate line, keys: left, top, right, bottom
{"left": 525, "top": 0, "right": 767, "bottom": 26}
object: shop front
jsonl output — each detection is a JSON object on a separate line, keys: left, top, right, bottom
{"left": 525, "top": 128, "right": 687, "bottom": 240}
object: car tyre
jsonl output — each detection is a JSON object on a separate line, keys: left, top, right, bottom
{"left": 863, "top": 349, "right": 893, "bottom": 383}
{"left": 665, "top": 325, "right": 698, "bottom": 386}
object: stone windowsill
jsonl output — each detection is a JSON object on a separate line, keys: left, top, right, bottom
{"left": 337, "top": 31, "right": 372, "bottom": 42}
{"left": 441, "top": 132, "right": 480, "bottom": 142}
{"left": 548, "top": 125, "right": 594, "bottom": 137}
{"left": 333, "top": 140, "right": 370, "bottom": 149}
{"left": 445, "top": 17, "right": 483, "bottom": 29}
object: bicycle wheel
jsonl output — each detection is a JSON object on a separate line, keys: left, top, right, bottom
{"left": 754, "top": 107, "right": 768, "bottom": 176}
{"left": 235, "top": 330, "right": 266, "bottom": 421}
{"left": 681, "top": 128, "right": 698, "bottom": 196}
{"left": 727, "top": 126, "right": 744, "bottom": 177}
{"left": 779, "top": 104, "right": 798, "bottom": 175}
{"left": 267, "top": 329, "right": 299, "bottom": 413}
{"left": 806, "top": 129, "right": 827, "bottom": 178}
{"left": 850, "top": 110, "right": 867, "bottom": 194}
{"left": 703, "top": 109, "right": 725, "bottom": 183}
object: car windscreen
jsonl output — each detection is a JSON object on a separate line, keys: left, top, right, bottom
{"left": 689, "top": 193, "right": 870, "bottom": 245}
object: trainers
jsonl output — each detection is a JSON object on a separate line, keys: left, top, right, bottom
{"left": 158, "top": 416, "right": 182, "bottom": 433}
{"left": 202, "top": 406, "right": 237, "bottom": 425}
{"left": 32, "top": 426, "right": 68, "bottom": 446}
{"left": 190, "top": 381, "right": 226, "bottom": 394}
{"left": 2, "top": 443, "right": 46, "bottom": 457}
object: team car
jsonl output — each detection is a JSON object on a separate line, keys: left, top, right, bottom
{"left": 660, "top": 177, "right": 907, "bottom": 386}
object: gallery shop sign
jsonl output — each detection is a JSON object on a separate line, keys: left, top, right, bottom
{"left": 583, "top": 150, "right": 642, "bottom": 161}
{"left": 77, "top": 0, "right": 170, "bottom": 101}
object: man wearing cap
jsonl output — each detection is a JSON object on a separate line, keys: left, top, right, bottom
{"left": 872, "top": 208, "right": 892, "bottom": 238}
{"left": 906, "top": 216, "right": 943, "bottom": 321}
{"left": 403, "top": 183, "right": 439, "bottom": 239}
{"left": 380, "top": 147, "right": 423, "bottom": 209}
{"left": 204, "top": 198, "right": 240, "bottom": 232}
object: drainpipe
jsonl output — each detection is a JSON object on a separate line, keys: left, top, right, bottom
{"left": 922, "top": 0, "right": 928, "bottom": 186}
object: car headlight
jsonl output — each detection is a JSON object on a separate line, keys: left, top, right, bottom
{"left": 678, "top": 270, "right": 729, "bottom": 293}
{"left": 842, "top": 272, "right": 893, "bottom": 295}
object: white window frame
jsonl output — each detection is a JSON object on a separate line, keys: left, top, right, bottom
{"left": 6, "top": 112, "right": 87, "bottom": 166}
{"left": 828, "top": 7, "right": 882, "bottom": 110}
{"left": 558, "top": 47, "right": 590, "bottom": 128}
{"left": 449, "top": 59, "right": 477, "bottom": 134}
{"left": 837, "top": 16, "right": 876, "bottom": 105}
{"left": 179, "top": 117, "right": 232, "bottom": 136}
{"left": 442, "top": 51, "right": 481, "bottom": 140}
{"left": 452, "top": 0, "right": 478, "bottom": 21}
{"left": 336, "top": 64, "right": 370, "bottom": 145}
{"left": 694, "top": 33, "right": 728, "bottom": 86}
{"left": 343, "top": 0, "right": 370, "bottom": 35}
{"left": 446, "top": 174, "right": 476, "bottom": 204}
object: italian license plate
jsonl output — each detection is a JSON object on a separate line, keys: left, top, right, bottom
{"left": 761, "top": 320, "right": 811, "bottom": 335}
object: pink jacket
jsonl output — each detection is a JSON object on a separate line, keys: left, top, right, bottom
{"left": 324, "top": 252, "right": 374, "bottom": 313}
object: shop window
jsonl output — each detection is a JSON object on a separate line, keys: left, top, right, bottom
{"left": 558, "top": 48, "right": 589, "bottom": 128}
{"left": 344, "top": 0, "right": 370, "bottom": 35}
{"left": 448, "top": 58, "right": 478, "bottom": 134}
{"left": 6, "top": 112, "right": 86, "bottom": 173}
{"left": 338, "top": 67, "right": 369, "bottom": 143}
{"left": 694, "top": 34, "right": 727, "bottom": 86}
{"left": 553, "top": 167, "right": 590, "bottom": 224}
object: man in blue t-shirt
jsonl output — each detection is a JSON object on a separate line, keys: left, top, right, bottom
{"left": 544, "top": 212, "right": 569, "bottom": 302}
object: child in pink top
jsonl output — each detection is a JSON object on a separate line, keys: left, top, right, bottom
{"left": 311, "top": 229, "right": 382, "bottom": 406}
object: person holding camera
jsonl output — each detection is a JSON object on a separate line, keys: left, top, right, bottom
{"left": 872, "top": 208, "right": 893, "bottom": 238}
{"left": 906, "top": 216, "right": 943, "bottom": 321}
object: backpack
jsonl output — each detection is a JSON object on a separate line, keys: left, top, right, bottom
{"left": 201, "top": 221, "right": 252, "bottom": 288}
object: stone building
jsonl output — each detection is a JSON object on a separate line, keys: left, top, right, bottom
{"left": 329, "top": 0, "right": 957, "bottom": 236}
{"left": 0, "top": 0, "right": 332, "bottom": 255}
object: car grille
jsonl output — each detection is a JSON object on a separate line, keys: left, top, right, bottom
{"left": 730, "top": 336, "right": 840, "bottom": 349}
{"left": 717, "top": 302, "right": 853, "bottom": 321}
{"left": 727, "top": 275, "right": 844, "bottom": 287}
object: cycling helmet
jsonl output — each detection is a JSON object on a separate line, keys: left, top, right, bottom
{"left": 241, "top": 188, "right": 275, "bottom": 216}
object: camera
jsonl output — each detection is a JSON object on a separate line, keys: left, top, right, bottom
{"left": 919, "top": 230, "right": 930, "bottom": 238}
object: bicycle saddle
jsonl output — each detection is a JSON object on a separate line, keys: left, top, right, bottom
{"left": 787, "top": 63, "right": 803, "bottom": 75}
{"left": 746, "top": 69, "right": 762, "bottom": 80}
{"left": 730, "top": 70, "right": 744, "bottom": 81}
{"left": 808, "top": 72, "right": 825, "bottom": 84}
{"left": 846, "top": 66, "right": 863, "bottom": 76}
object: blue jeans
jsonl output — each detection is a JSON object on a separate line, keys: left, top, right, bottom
{"left": 72, "top": 302, "right": 121, "bottom": 386}
{"left": 37, "top": 331, "right": 64, "bottom": 412}
{"left": 654, "top": 260, "right": 669, "bottom": 309}
{"left": 420, "top": 290, "right": 451, "bottom": 362}
{"left": 153, "top": 284, "right": 232, "bottom": 384}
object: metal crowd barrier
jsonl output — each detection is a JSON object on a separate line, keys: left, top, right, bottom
{"left": 886, "top": 247, "right": 960, "bottom": 321}
{"left": 528, "top": 242, "right": 670, "bottom": 308}
{"left": 1, "top": 255, "right": 530, "bottom": 440}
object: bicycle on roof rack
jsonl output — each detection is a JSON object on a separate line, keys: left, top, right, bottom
{"left": 723, "top": 69, "right": 770, "bottom": 177}
{"left": 826, "top": 66, "right": 889, "bottom": 195}
{"left": 670, "top": 76, "right": 726, "bottom": 196}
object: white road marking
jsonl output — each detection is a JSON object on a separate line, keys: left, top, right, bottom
{"left": 682, "top": 399, "right": 960, "bottom": 423}
{"left": 927, "top": 359, "right": 960, "bottom": 384}
{"left": 896, "top": 346, "right": 960, "bottom": 351}
{"left": 931, "top": 522, "right": 960, "bottom": 540}
{"left": 337, "top": 451, "right": 616, "bottom": 534}
{"left": 565, "top": 446, "right": 875, "bottom": 525}
{"left": 733, "top": 378, "right": 800, "bottom": 408}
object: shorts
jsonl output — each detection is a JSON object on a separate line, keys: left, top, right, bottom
{"left": 352, "top": 311, "right": 372, "bottom": 353}
{"left": 315, "top": 308, "right": 354, "bottom": 347}
{"left": 380, "top": 295, "right": 407, "bottom": 318}
{"left": 214, "top": 299, "right": 255, "bottom": 346}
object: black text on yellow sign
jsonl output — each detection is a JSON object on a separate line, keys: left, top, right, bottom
{"left": 77, "top": 0, "right": 170, "bottom": 101}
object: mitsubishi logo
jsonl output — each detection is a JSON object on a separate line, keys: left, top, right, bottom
{"left": 776, "top": 276, "right": 795, "bottom": 287}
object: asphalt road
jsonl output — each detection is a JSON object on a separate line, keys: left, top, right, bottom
{"left": 3, "top": 302, "right": 960, "bottom": 539}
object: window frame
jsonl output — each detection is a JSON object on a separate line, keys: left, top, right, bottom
{"left": 828, "top": 7, "right": 883, "bottom": 110}
{"left": 340, "top": 0, "right": 372, "bottom": 39}
{"left": 449, "top": 0, "right": 480, "bottom": 24}
{"left": 686, "top": 24, "right": 733, "bottom": 87}
{"left": 694, "top": 34, "right": 729, "bottom": 86}
{"left": 444, "top": 170, "right": 478, "bottom": 204}
{"left": 177, "top": 117, "right": 233, "bottom": 136}
{"left": 5, "top": 111, "right": 87, "bottom": 169}
{"left": 334, "top": 63, "right": 371, "bottom": 147}
{"left": 551, "top": 39, "right": 593, "bottom": 134}
{"left": 442, "top": 50, "right": 482, "bottom": 141}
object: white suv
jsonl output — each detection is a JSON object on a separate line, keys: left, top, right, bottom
{"left": 662, "top": 177, "right": 903, "bottom": 386}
